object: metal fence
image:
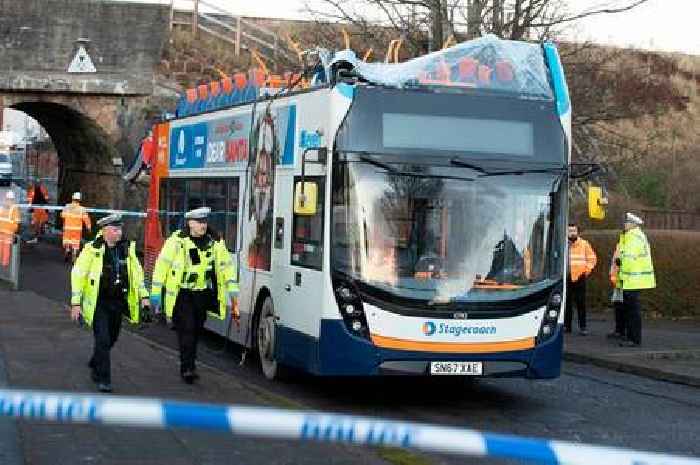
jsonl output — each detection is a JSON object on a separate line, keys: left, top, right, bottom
{"left": 0, "top": 234, "right": 20, "bottom": 290}
{"left": 640, "top": 209, "right": 700, "bottom": 231}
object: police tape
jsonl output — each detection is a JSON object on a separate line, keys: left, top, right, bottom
{"left": 0, "top": 389, "right": 697, "bottom": 465}
{"left": 12, "top": 204, "right": 146, "bottom": 218}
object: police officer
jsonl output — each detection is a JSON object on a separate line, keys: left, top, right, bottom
{"left": 70, "top": 214, "right": 150, "bottom": 392}
{"left": 150, "top": 207, "right": 238, "bottom": 384}
{"left": 615, "top": 212, "right": 656, "bottom": 347}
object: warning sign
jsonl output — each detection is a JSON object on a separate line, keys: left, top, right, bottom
{"left": 67, "top": 45, "right": 97, "bottom": 73}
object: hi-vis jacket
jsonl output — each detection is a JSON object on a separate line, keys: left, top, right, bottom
{"left": 0, "top": 203, "right": 20, "bottom": 235}
{"left": 71, "top": 238, "right": 148, "bottom": 326}
{"left": 151, "top": 230, "right": 238, "bottom": 320}
{"left": 61, "top": 202, "right": 91, "bottom": 247}
{"left": 569, "top": 238, "right": 597, "bottom": 282}
{"left": 617, "top": 227, "right": 656, "bottom": 290}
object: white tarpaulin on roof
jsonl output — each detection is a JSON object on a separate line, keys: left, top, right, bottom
{"left": 352, "top": 35, "right": 553, "bottom": 98}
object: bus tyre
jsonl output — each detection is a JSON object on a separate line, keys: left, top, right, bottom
{"left": 256, "top": 297, "right": 287, "bottom": 380}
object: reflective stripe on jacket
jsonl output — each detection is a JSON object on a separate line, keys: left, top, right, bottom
{"left": 71, "top": 239, "right": 148, "bottom": 326}
{"left": 617, "top": 227, "right": 655, "bottom": 290}
{"left": 151, "top": 230, "right": 238, "bottom": 320}
{"left": 569, "top": 237, "right": 597, "bottom": 282}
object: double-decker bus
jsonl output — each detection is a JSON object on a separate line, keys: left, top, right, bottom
{"left": 145, "top": 35, "right": 589, "bottom": 380}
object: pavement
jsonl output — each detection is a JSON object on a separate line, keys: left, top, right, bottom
{"left": 0, "top": 287, "right": 390, "bottom": 465}
{"left": 563, "top": 315, "right": 700, "bottom": 388}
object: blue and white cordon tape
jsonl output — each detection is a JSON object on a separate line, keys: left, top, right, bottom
{"left": 0, "top": 389, "right": 698, "bottom": 465}
{"left": 13, "top": 204, "right": 147, "bottom": 218}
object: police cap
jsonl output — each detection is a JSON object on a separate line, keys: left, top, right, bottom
{"left": 184, "top": 207, "right": 211, "bottom": 221}
{"left": 97, "top": 213, "right": 123, "bottom": 228}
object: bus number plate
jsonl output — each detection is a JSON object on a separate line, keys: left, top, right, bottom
{"left": 430, "top": 361, "right": 483, "bottom": 376}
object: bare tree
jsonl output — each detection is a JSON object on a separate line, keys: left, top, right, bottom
{"left": 306, "top": 0, "right": 650, "bottom": 52}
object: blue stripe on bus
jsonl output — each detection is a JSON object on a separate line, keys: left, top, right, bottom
{"left": 543, "top": 43, "right": 570, "bottom": 116}
{"left": 282, "top": 105, "right": 297, "bottom": 165}
{"left": 163, "top": 402, "right": 230, "bottom": 431}
{"left": 336, "top": 83, "right": 355, "bottom": 99}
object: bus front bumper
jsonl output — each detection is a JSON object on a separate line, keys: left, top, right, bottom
{"left": 277, "top": 320, "right": 563, "bottom": 379}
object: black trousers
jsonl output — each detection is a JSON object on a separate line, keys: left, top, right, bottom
{"left": 89, "top": 298, "right": 125, "bottom": 384}
{"left": 172, "top": 290, "right": 208, "bottom": 374}
{"left": 622, "top": 290, "right": 642, "bottom": 345}
{"left": 565, "top": 277, "right": 587, "bottom": 331}
{"left": 614, "top": 301, "right": 626, "bottom": 337}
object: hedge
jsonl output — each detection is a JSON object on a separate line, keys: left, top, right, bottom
{"left": 582, "top": 230, "right": 700, "bottom": 318}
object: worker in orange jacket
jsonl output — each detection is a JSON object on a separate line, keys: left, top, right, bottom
{"left": 27, "top": 184, "right": 50, "bottom": 244}
{"left": 565, "top": 223, "right": 597, "bottom": 335}
{"left": 61, "top": 192, "right": 91, "bottom": 263}
{"left": 0, "top": 190, "right": 21, "bottom": 267}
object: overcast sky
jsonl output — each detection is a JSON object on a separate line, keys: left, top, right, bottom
{"left": 147, "top": 0, "right": 699, "bottom": 55}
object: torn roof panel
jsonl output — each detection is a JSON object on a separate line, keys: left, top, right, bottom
{"left": 352, "top": 35, "right": 554, "bottom": 99}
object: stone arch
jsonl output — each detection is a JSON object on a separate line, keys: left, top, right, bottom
{"left": 8, "top": 98, "right": 124, "bottom": 208}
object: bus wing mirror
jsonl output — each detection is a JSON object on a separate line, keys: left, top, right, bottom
{"left": 294, "top": 181, "right": 318, "bottom": 216}
{"left": 588, "top": 184, "right": 608, "bottom": 220}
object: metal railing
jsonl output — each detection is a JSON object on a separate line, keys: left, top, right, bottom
{"left": 169, "top": 0, "right": 293, "bottom": 63}
{"left": 0, "top": 234, "right": 20, "bottom": 290}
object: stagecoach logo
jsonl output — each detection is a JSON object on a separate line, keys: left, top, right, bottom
{"left": 423, "top": 322, "right": 498, "bottom": 337}
{"left": 422, "top": 322, "right": 437, "bottom": 336}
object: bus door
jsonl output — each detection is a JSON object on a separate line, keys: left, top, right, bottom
{"left": 273, "top": 175, "right": 327, "bottom": 363}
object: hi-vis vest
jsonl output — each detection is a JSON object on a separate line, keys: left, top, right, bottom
{"left": 151, "top": 230, "right": 238, "bottom": 320}
{"left": 61, "top": 202, "right": 91, "bottom": 246}
{"left": 617, "top": 227, "right": 656, "bottom": 290}
{"left": 569, "top": 238, "right": 597, "bottom": 282}
{"left": 0, "top": 203, "right": 20, "bottom": 235}
{"left": 71, "top": 239, "right": 148, "bottom": 327}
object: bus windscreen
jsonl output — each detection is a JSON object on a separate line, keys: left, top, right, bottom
{"left": 382, "top": 113, "right": 534, "bottom": 157}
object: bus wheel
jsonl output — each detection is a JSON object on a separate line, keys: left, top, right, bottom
{"left": 257, "top": 297, "right": 285, "bottom": 380}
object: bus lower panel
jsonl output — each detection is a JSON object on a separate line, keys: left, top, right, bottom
{"left": 276, "top": 320, "right": 562, "bottom": 378}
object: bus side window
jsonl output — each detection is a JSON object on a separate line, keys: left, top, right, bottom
{"left": 225, "top": 178, "right": 240, "bottom": 252}
{"left": 159, "top": 179, "right": 168, "bottom": 237}
{"left": 167, "top": 179, "right": 185, "bottom": 233}
{"left": 291, "top": 176, "right": 325, "bottom": 270}
{"left": 205, "top": 179, "right": 227, "bottom": 241}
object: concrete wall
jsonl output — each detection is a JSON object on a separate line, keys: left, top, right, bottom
{"left": 0, "top": 0, "right": 169, "bottom": 95}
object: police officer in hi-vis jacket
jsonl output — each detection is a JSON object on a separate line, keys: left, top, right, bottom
{"left": 150, "top": 207, "right": 238, "bottom": 384}
{"left": 70, "top": 214, "right": 150, "bottom": 392}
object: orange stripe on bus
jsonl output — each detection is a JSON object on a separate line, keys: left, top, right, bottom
{"left": 370, "top": 334, "right": 535, "bottom": 353}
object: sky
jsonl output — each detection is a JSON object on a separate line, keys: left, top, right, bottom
{"left": 147, "top": 0, "right": 699, "bottom": 55}
{"left": 4, "top": 0, "right": 698, "bottom": 135}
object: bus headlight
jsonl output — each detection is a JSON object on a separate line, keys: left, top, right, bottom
{"left": 537, "top": 285, "right": 563, "bottom": 343}
{"left": 550, "top": 293, "right": 562, "bottom": 307}
{"left": 332, "top": 277, "right": 370, "bottom": 340}
{"left": 338, "top": 287, "right": 354, "bottom": 301}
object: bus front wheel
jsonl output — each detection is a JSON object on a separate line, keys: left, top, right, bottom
{"left": 256, "top": 297, "right": 287, "bottom": 380}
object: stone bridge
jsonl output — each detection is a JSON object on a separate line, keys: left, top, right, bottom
{"left": 0, "top": 0, "right": 172, "bottom": 208}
